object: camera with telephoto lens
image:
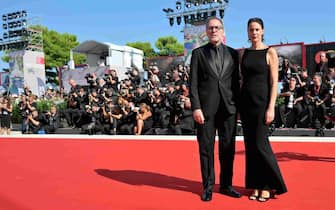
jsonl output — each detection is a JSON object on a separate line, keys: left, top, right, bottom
{"left": 85, "top": 73, "right": 95, "bottom": 84}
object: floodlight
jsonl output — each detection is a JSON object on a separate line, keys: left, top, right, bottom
{"left": 203, "top": 12, "right": 208, "bottom": 19}
{"left": 219, "top": 9, "right": 224, "bottom": 18}
{"left": 22, "top": 19, "right": 27, "bottom": 27}
{"left": 176, "top": 1, "right": 182, "bottom": 10}
{"left": 3, "top": 33, "right": 8, "bottom": 39}
{"left": 176, "top": 16, "right": 182, "bottom": 25}
{"left": 22, "top": 10, "right": 27, "bottom": 17}
{"left": 169, "top": 17, "right": 174, "bottom": 26}
{"left": 197, "top": 13, "right": 201, "bottom": 20}
{"left": 210, "top": 10, "right": 216, "bottom": 16}
{"left": 183, "top": 15, "right": 189, "bottom": 24}
{"left": 190, "top": 14, "right": 195, "bottom": 21}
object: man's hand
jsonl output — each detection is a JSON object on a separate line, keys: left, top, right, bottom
{"left": 193, "top": 109, "right": 205, "bottom": 125}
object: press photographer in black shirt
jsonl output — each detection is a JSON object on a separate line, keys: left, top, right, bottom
{"left": 101, "top": 100, "right": 122, "bottom": 134}
{"left": 81, "top": 103, "right": 103, "bottom": 135}
{"left": 278, "top": 77, "right": 304, "bottom": 128}
{"left": 306, "top": 74, "right": 330, "bottom": 130}
{"left": 42, "top": 105, "right": 61, "bottom": 134}
{"left": 25, "top": 108, "right": 42, "bottom": 134}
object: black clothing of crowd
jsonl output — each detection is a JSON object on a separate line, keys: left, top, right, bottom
{"left": 61, "top": 65, "right": 195, "bottom": 135}
{"left": 17, "top": 52, "right": 335, "bottom": 136}
{"left": 276, "top": 56, "right": 335, "bottom": 133}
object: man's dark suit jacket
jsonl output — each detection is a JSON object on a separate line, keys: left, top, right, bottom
{"left": 189, "top": 43, "right": 240, "bottom": 118}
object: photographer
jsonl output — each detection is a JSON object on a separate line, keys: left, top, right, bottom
{"left": 322, "top": 67, "right": 335, "bottom": 96}
{"left": 148, "top": 88, "right": 168, "bottom": 128}
{"left": 68, "top": 79, "right": 80, "bottom": 94}
{"left": 117, "top": 101, "right": 137, "bottom": 134}
{"left": 126, "top": 68, "right": 141, "bottom": 87}
{"left": 296, "top": 68, "right": 312, "bottom": 91}
{"left": 42, "top": 105, "right": 61, "bottom": 134}
{"left": 150, "top": 66, "right": 167, "bottom": 86}
{"left": 147, "top": 73, "right": 161, "bottom": 89}
{"left": 101, "top": 101, "right": 122, "bottom": 135}
{"left": 101, "top": 88, "right": 118, "bottom": 104}
{"left": 326, "top": 73, "right": 335, "bottom": 125}
{"left": 170, "top": 96, "right": 194, "bottom": 135}
{"left": 306, "top": 74, "right": 330, "bottom": 130}
{"left": 0, "top": 96, "right": 13, "bottom": 135}
{"left": 18, "top": 95, "right": 37, "bottom": 133}
{"left": 278, "top": 77, "right": 304, "bottom": 128}
{"left": 279, "top": 58, "right": 298, "bottom": 85}
{"left": 63, "top": 90, "right": 81, "bottom": 128}
{"left": 88, "top": 89, "right": 102, "bottom": 107}
{"left": 103, "top": 69, "right": 119, "bottom": 92}
{"left": 315, "top": 52, "right": 329, "bottom": 76}
{"left": 85, "top": 73, "right": 98, "bottom": 91}
{"left": 134, "top": 86, "right": 150, "bottom": 106}
{"left": 25, "top": 108, "right": 42, "bottom": 134}
{"left": 133, "top": 103, "right": 153, "bottom": 135}
{"left": 164, "top": 82, "right": 178, "bottom": 124}
{"left": 176, "top": 64, "right": 190, "bottom": 83}
{"left": 81, "top": 103, "right": 103, "bottom": 135}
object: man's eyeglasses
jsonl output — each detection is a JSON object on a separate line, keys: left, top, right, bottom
{"left": 207, "top": 26, "right": 223, "bottom": 31}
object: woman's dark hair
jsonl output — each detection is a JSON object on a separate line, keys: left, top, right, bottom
{"left": 247, "top": 17, "right": 264, "bottom": 41}
{"left": 247, "top": 17, "right": 264, "bottom": 29}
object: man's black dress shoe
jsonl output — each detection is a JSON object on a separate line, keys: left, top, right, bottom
{"left": 201, "top": 190, "right": 212, "bottom": 201}
{"left": 219, "top": 187, "right": 241, "bottom": 198}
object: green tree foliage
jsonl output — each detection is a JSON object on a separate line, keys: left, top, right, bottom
{"left": 1, "top": 25, "right": 86, "bottom": 69}
{"left": 32, "top": 25, "right": 86, "bottom": 69}
{"left": 155, "top": 36, "right": 184, "bottom": 56}
{"left": 126, "top": 41, "right": 156, "bottom": 58}
{"left": 1, "top": 53, "right": 9, "bottom": 63}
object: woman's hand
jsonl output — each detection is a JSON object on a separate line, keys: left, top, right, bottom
{"left": 265, "top": 107, "right": 275, "bottom": 125}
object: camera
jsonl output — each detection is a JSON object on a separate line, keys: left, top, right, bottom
{"left": 85, "top": 73, "right": 93, "bottom": 79}
{"left": 132, "top": 106, "right": 140, "bottom": 112}
{"left": 176, "top": 97, "right": 185, "bottom": 109}
{"left": 314, "top": 96, "right": 321, "bottom": 103}
{"left": 85, "top": 73, "right": 95, "bottom": 85}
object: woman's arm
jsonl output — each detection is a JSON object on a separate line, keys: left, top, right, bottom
{"left": 266, "top": 47, "right": 279, "bottom": 125}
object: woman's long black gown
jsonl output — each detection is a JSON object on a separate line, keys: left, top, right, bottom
{"left": 240, "top": 48, "right": 287, "bottom": 195}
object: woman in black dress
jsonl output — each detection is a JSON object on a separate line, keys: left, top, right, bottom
{"left": 240, "top": 17, "right": 287, "bottom": 202}
{"left": 0, "top": 96, "right": 13, "bottom": 135}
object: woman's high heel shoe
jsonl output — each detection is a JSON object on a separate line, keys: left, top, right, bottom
{"left": 248, "top": 190, "right": 259, "bottom": 200}
{"left": 258, "top": 190, "right": 274, "bottom": 202}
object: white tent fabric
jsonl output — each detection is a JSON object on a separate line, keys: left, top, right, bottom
{"left": 72, "top": 40, "right": 144, "bottom": 71}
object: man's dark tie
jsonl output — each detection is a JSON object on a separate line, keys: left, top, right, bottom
{"left": 215, "top": 47, "right": 221, "bottom": 72}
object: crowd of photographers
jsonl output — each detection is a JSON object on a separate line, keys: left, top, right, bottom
{"left": 61, "top": 64, "right": 195, "bottom": 135}
{"left": 15, "top": 64, "right": 194, "bottom": 135}
{"left": 6, "top": 51, "right": 335, "bottom": 136}
{"left": 276, "top": 52, "right": 335, "bottom": 136}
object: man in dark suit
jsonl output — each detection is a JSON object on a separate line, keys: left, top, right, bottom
{"left": 189, "top": 17, "right": 241, "bottom": 201}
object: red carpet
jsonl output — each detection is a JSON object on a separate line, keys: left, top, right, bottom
{"left": 0, "top": 137, "right": 334, "bottom": 210}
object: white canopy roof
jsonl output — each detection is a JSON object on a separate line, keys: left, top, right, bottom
{"left": 72, "top": 40, "right": 143, "bottom": 56}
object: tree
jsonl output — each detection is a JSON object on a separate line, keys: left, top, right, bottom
{"left": 1, "top": 54, "right": 9, "bottom": 63}
{"left": 126, "top": 41, "right": 156, "bottom": 58}
{"left": 1, "top": 25, "right": 86, "bottom": 69}
{"left": 32, "top": 25, "right": 86, "bottom": 69}
{"left": 155, "top": 36, "right": 184, "bottom": 56}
